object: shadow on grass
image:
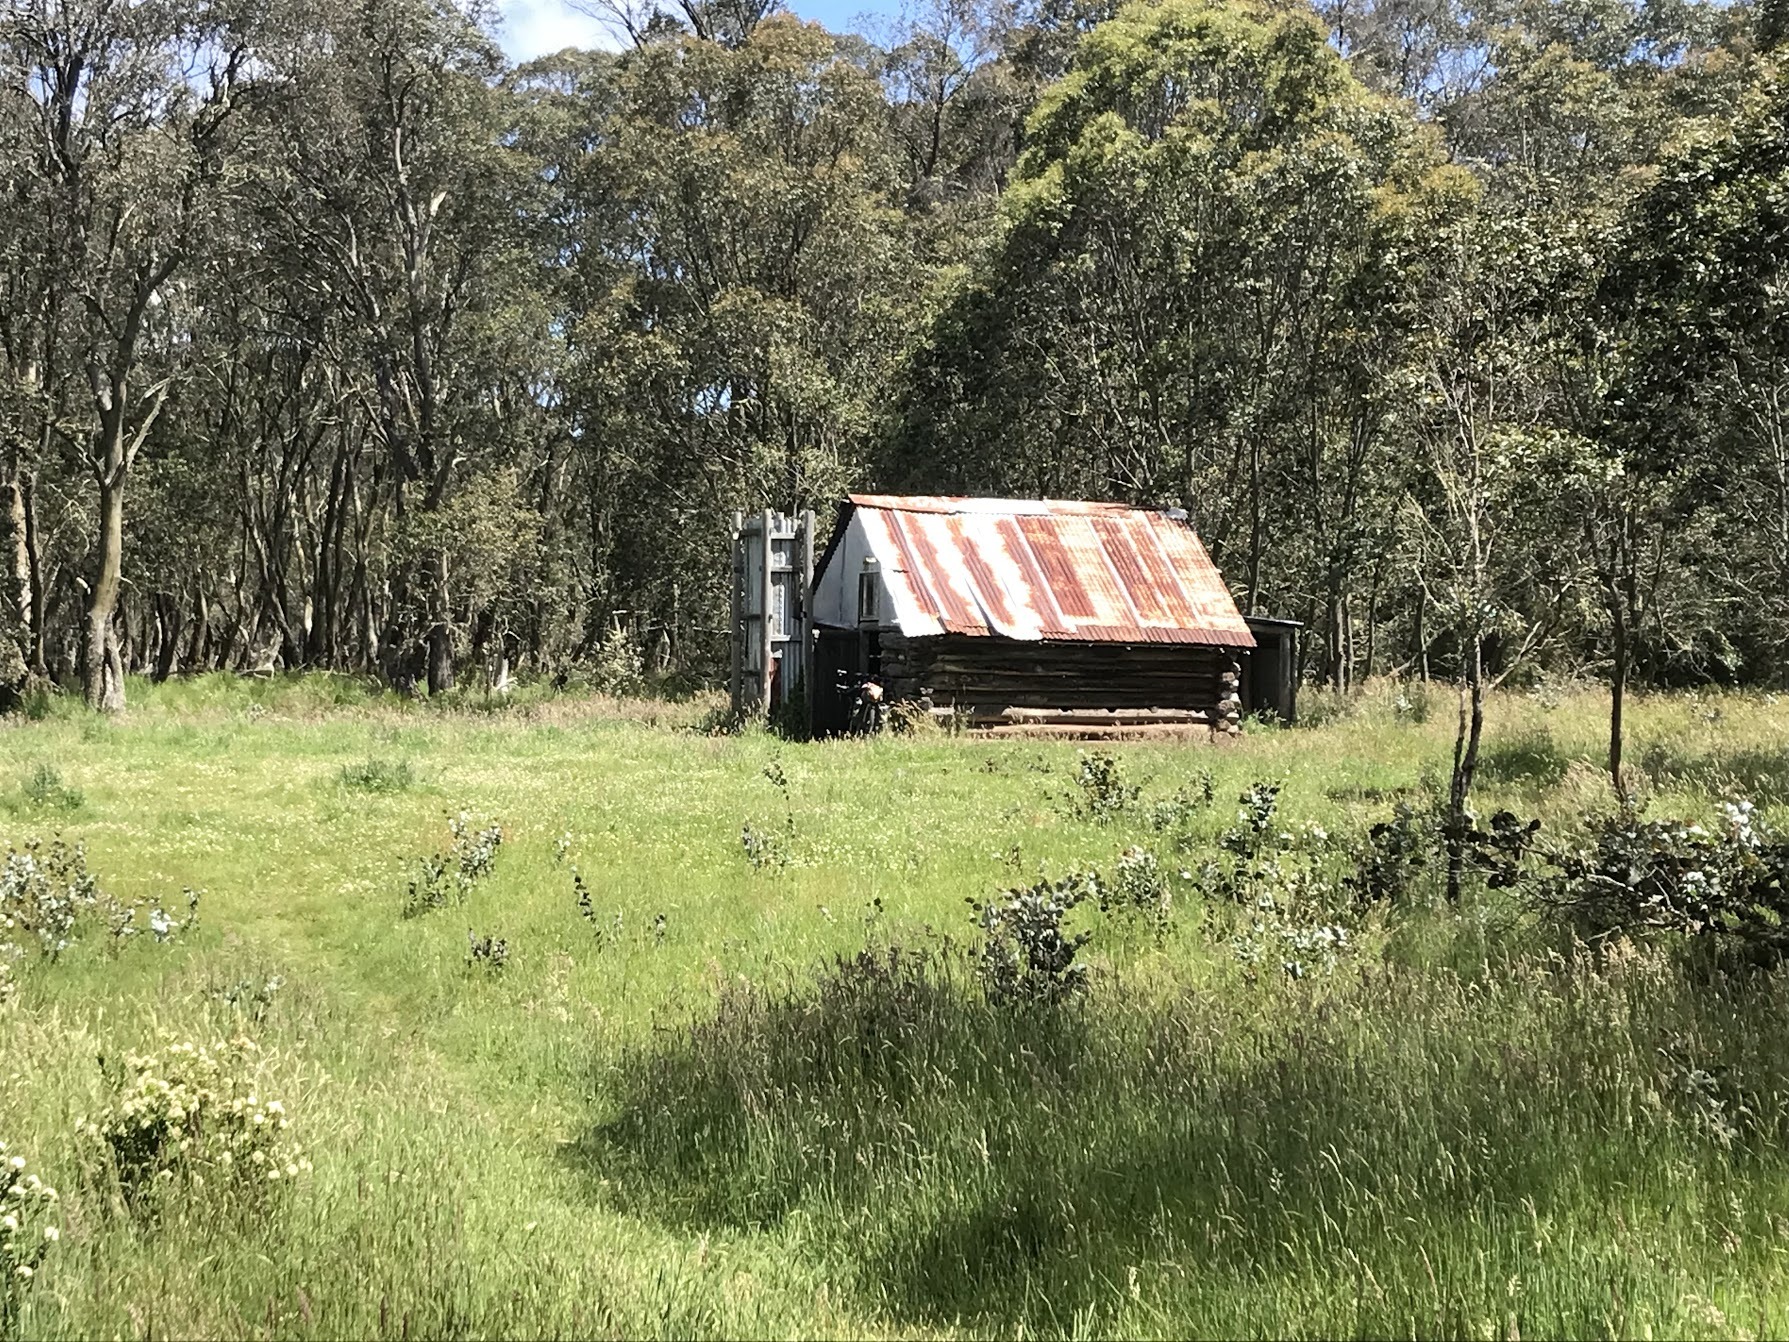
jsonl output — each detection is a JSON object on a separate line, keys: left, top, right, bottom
{"left": 568, "top": 941, "right": 1789, "bottom": 1334}
{"left": 1477, "top": 726, "right": 1572, "bottom": 789}
{"left": 1641, "top": 740, "right": 1789, "bottom": 805}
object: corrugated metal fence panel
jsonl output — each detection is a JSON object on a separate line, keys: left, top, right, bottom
{"left": 846, "top": 495, "right": 1254, "bottom": 647}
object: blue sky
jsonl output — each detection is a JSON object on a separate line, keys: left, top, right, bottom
{"left": 496, "top": 0, "right": 902, "bottom": 60}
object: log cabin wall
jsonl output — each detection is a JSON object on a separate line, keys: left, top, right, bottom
{"left": 880, "top": 632, "right": 1232, "bottom": 722}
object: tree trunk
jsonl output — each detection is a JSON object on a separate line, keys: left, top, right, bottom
{"left": 153, "top": 591, "right": 183, "bottom": 682}
{"left": 1444, "top": 633, "right": 1485, "bottom": 904}
{"left": 22, "top": 473, "right": 46, "bottom": 677}
{"left": 426, "top": 550, "right": 454, "bottom": 695}
{"left": 83, "top": 474, "right": 127, "bottom": 712}
{"left": 1609, "top": 595, "right": 1627, "bottom": 798}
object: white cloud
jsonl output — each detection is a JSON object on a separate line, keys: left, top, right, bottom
{"left": 495, "top": 0, "right": 621, "bottom": 61}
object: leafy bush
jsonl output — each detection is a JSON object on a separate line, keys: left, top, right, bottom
{"left": 1068, "top": 752, "right": 1139, "bottom": 824}
{"left": 968, "top": 873, "right": 1095, "bottom": 1006}
{"left": 1148, "top": 772, "right": 1214, "bottom": 831}
{"left": 78, "top": 1037, "right": 308, "bottom": 1211}
{"left": 466, "top": 930, "right": 510, "bottom": 972}
{"left": 402, "top": 812, "right": 504, "bottom": 917}
{"left": 336, "top": 757, "right": 415, "bottom": 794}
{"left": 0, "top": 839, "right": 198, "bottom": 964}
{"left": 1230, "top": 894, "right": 1353, "bottom": 981}
{"left": 1346, "top": 801, "right": 1438, "bottom": 910}
{"left": 1220, "top": 782, "right": 1282, "bottom": 859}
{"left": 0, "top": 1140, "right": 58, "bottom": 1332}
{"left": 1535, "top": 800, "right": 1789, "bottom": 958}
{"left": 1094, "top": 846, "right": 1172, "bottom": 942}
{"left": 19, "top": 763, "right": 82, "bottom": 813}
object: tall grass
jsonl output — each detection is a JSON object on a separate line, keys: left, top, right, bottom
{"left": 0, "top": 675, "right": 1785, "bottom": 1338}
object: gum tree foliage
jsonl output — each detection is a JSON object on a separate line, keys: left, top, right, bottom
{"left": 0, "top": 0, "right": 1785, "bottom": 704}
{"left": 884, "top": 0, "right": 1475, "bottom": 687}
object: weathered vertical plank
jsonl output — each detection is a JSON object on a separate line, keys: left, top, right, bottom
{"left": 729, "top": 510, "right": 744, "bottom": 714}
{"left": 801, "top": 508, "right": 815, "bottom": 734}
{"left": 759, "top": 507, "right": 775, "bottom": 709}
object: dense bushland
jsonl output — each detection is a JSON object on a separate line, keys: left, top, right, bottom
{"left": 2, "top": 0, "right": 1788, "bottom": 711}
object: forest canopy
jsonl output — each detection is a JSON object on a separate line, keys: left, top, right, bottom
{"left": 1, "top": 0, "right": 1785, "bottom": 709}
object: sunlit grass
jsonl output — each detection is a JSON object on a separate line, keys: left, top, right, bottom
{"left": 1, "top": 674, "right": 1786, "bottom": 1338}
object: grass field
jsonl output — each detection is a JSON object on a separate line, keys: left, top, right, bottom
{"left": 3, "top": 674, "right": 1789, "bottom": 1340}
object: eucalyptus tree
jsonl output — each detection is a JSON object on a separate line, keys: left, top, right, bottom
{"left": 1587, "top": 59, "right": 1789, "bottom": 784}
{"left": 252, "top": 0, "right": 552, "bottom": 692}
{"left": 887, "top": 0, "right": 1469, "bottom": 686}
{"left": 0, "top": 0, "right": 262, "bottom": 710}
{"left": 554, "top": 16, "right": 921, "bottom": 655}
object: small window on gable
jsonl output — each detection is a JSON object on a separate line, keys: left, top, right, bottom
{"left": 857, "top": 566, "right": 881, "bottom": 626}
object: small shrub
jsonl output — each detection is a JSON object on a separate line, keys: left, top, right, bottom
{"left": 1069, "top": 752, "right": 1140, "bottom": 824}
{"left": 740, "top": 761, "right": 797, "bottom": 870}
{"left": 0, "top": 1140, "right": 58, "bottom": 1332}
{"left": 1148, "top": 772, "right": 1214, "bottom": 831}
{"left": 968, "top": 873, "right": 1095, "bottom": 1006}
{"left": 19, "top": 763, "right": 82, "bottom": 813}
{"left": 78, "top": 1037, "right": 308, "bottom": 1211}
{"left": 466, "top": 930, "right": 510, "bottom": 972}
{"left": 571, "top": 866, "right": 624, "bottom": 947}
{"left": 402, "top": 813, "right": 504, "bottom": 917}
{"left": 0, "top": 840, "right": 197, "bottom": 963}
{"left": 1095, "top": 846, "right": 1173, "bottom": 942}
{"left": 590, "top": 624, "right": 644, "bottom": 696}
{"left": 740, "top": 822, "right": 787, "bottom": 870}
{"left": 1220, "top": 782, "right": 1282, "bottom": 859}
{"left": 335, "top": 758, "right": 414, "bottom": 794}
{"left": 208, "top": 974, "right": 286, "bottom": 1024}
{"left": 1346, "top": 802, "right": 1438, "bottom": 910}
{"left": 1231, "top": 895, "right": 1353, "bottom": 981}
{"left": 1460, "top": 809, "right": 1542, "bottom": 889}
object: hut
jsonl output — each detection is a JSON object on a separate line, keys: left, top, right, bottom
{"left": 807, "top": 495, "right": 1282, "bottom": 737}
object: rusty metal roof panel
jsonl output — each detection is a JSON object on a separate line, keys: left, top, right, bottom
{"left": 845, "top": 495, "right": 1254, "bottom": 648}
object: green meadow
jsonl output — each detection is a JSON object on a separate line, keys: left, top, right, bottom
{"left": 3, "top": 675, "right": 1789, "bottom": 1339}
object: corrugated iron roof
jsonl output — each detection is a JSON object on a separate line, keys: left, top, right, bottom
{"left": 843, "top": 495, "right": 1254, "bottom": 647}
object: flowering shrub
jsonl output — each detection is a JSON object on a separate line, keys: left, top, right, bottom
{"left": 78, "top": 1038, "right": 309, "bottom": 1210}
{"left": 0, "top": 839, "right": 197, "bottom": 969}
{"left": 1, "top": 1141, "right": 59, "bottom": 1332}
